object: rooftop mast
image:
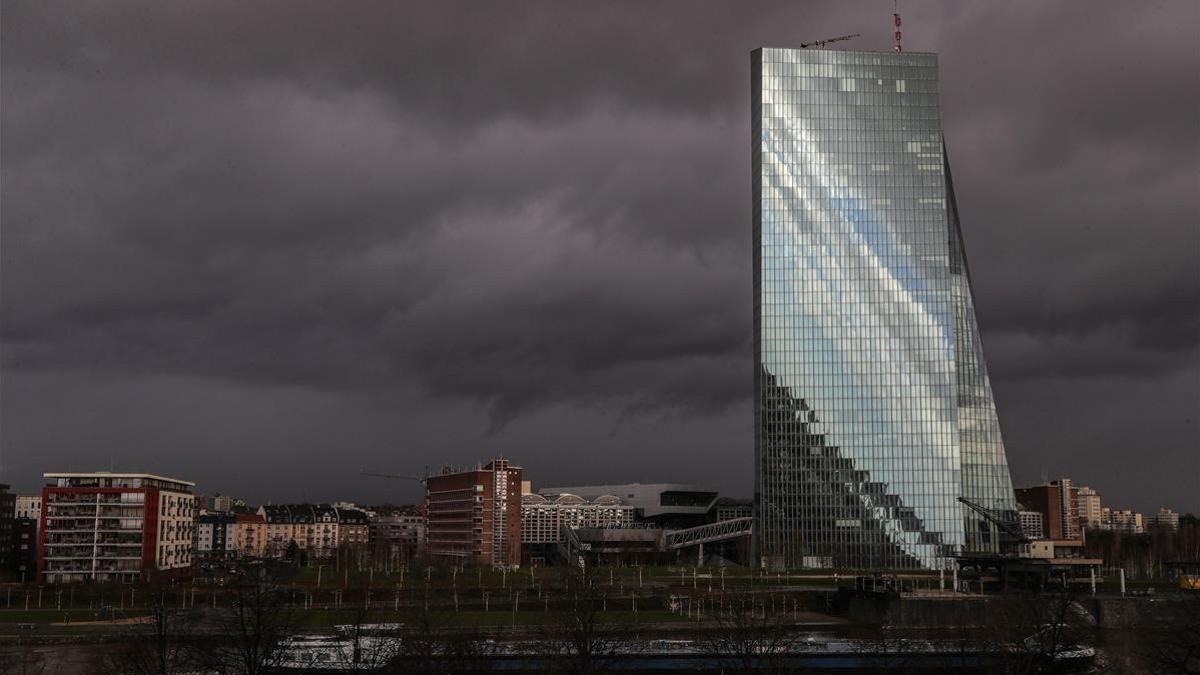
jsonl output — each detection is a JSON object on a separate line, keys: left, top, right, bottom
{"left": 893, "top": 0, "right": 903, "bottom": 52}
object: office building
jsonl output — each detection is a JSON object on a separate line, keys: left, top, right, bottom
{"left": 521, "top": 492, "right": 636, "bottom": 545}
{"left": 1148, "top": 507, "right": 1180, "bottom": 532}
{"left": 38, "top": 472, "right": 195, "bottom": 583}
{"left": 425, "top": 458, "right": 522, "bottom": 568}
{"left": 537, "top": 483, "right": 717, "bottom": 529}
{"left": 752, "top": 47, "right": 1017, "bottom": 570}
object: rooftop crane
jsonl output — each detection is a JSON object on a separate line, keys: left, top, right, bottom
{"left": 799, "top": 33, "right": 860, "bottom": 49}
{"left": 359, "top": 470, "right": 426, "bottom": 483}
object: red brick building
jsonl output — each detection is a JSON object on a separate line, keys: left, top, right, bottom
{"left": 425, "top": 459, "right": 522, "bottom": 568}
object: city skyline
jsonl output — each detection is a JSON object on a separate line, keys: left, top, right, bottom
{"left": 2, "top": 2, "right": 1197, "bottom": 515}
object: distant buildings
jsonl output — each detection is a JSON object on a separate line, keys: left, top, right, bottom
{"left": 234, "top": 513, "right": 266, "bottom": 557}
{"left": 536, "top": 483, "right": 716, "bottom": 530}
{"left": 38, "top": 472, "right": 195, "bottom": 584}
{"left": 521, "top": 492, "right": 636, "bottom": 546}
{"left": 1018, "top": 510, "right": 1046, "bottom": 540}
{"left": 0, "top": 485, "right": 14, "bottom": 574}
{"left": 1148, "top": 507, "right": 1180, "bottom": 532}
{"left": 196, "top": 512, "right": 236, "bottom": 558}
{"left": 368, "top": 512, "right": 425, "bottom": 564}
{"left": 1072, "top": 486, "right": 1102, "bottom": 531}
{"left": 1015, "top": 479, "right": 1080, "bottom": 540}
{"left": 425, "top": 459, "right": 522, "bottom": 568}
{"left": 256, "top": 503, "right": 372, "bottom": 560}
{"left": 15, "top": 495, "right": 41, "bottom": 527}
{"left": 1109, "top": 509, "right": 1145, "bottom": 535}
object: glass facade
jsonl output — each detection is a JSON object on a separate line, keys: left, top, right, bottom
{"left": 752, "top": 48, "right": 1017, "bottom": 570}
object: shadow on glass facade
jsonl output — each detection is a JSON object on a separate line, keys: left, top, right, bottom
{"left": 752, "top": 47, "right": 1017, "bottom": 571}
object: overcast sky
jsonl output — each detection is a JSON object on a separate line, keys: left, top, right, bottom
{"left": 2, "top": 1, "right": 1197, "bottom": 513}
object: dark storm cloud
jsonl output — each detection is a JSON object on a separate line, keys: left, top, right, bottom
{"left": 2, "top": 1, "right": 1196, "bottom": 511}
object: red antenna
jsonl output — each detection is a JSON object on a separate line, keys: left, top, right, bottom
{"left": 893, "top": 0, "right": 903, "bottom": 52}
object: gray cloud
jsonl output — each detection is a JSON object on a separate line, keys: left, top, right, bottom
{"left": 2, "top": 1, "right": 1197, "bottom": 513}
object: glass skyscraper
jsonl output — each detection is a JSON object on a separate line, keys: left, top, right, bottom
{"left": 752, "top": 47, "right": 1017, "bottom": 570}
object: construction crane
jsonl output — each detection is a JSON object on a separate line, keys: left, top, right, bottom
{"left": 359, "top": 470, "right": 426, "bottom": 483}
{"left": 958, "top": 497, "right": 1028, "bottom": 546}
{"left": 799, "top": 33, "right": 860, "bottom": 49}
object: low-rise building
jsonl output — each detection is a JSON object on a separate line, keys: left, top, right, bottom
{"left": 0, "top": 485, "right": 14, "bottom": 573}
{"left": 38, "top": 472, "right": 195, "bottom": 583}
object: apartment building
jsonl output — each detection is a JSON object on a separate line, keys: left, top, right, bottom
{"left": 16, "top": 496, "right": 41, "bottom": 528}
{"left": 39, "top": 472, "right": 195, "bottom": 583}
{"left": 369, "top": 512, "right": 425, "bottom": 564}
{"left": 425, "top": 458, "right": 522, "bottom": 568}
{"left": 1015, "top": 479, "right": 1080, "bottom": 541}
{"left": 196, "top": 512, "right": 236, "bottom": 558}
{"left": 1147, "top": 507, "right": 1180, "bottom": 532}
{"left": 1072, "top": 486, "right": 1102, "bottom": 532}
{"left": 234, "top": 513, "right": 266, "bottom": 557}
{"left": 257, "top": 503, "right": 372, "bottom": 560}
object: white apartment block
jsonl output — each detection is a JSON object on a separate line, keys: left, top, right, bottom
{"left": 40, "top": 472, "right": 196, "bottom": 584}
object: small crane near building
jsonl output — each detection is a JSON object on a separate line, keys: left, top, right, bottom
{"left": 799, "top": 33, "right": 860, "bottom": 49}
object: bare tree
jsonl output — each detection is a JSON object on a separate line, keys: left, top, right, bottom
{"left": 980, "top": 591, "right": 1097, "bottom": 674}
{"left": 1138, "top": 592, "right": 1200, "bottom": 674}
{"left": 97, "top": 585, "right": 198, "bottom": 675}
{"left": 692, "top": 589, "right": 799, "bottom": 673}
{"left": 385, "top": 581, "right": 493, "bottom": 673}
{"left": 206, "top": 563, "right": 297, "bottom": 675}
{"left": 530, "top": 564, "right": 647, "bottom": 673}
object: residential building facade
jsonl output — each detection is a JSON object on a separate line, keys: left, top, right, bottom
{"left": 0, "top": 485, "right": 14, "bottom": 572}
{"left": 1018, "top": 510, "right": 1045, "bottom": 540}
{"left": 16, "top": 496, "right": 41, "bottom": 527}
{"left": 38, "top": 472, "right": 195, "bottom": 583}
{"left": 234, "top": 513, "right": 266, "bottom": 557}
{"left": 752, "top": 47, "right": 1018, "bottom": 570}
{"left": 369, "top": 512, "right": 425, "bottom": 565}
{"left": 1110, "top": 509, "right": 1145, "bottom": 534}
{"left": 196, "top": 512, "right": 236, "bottom": 557}
{"left": 1072, "top": 486, "right": 1102, "bottom": 532}
{"left": 1148, "top": 507, "right": 1180, "bottom": 532}
{"left": 425, "top": 459, "right": 522, "bottom": 567}
{"left": 1016, "top": 480, "right": 1080, "bottom": 541}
